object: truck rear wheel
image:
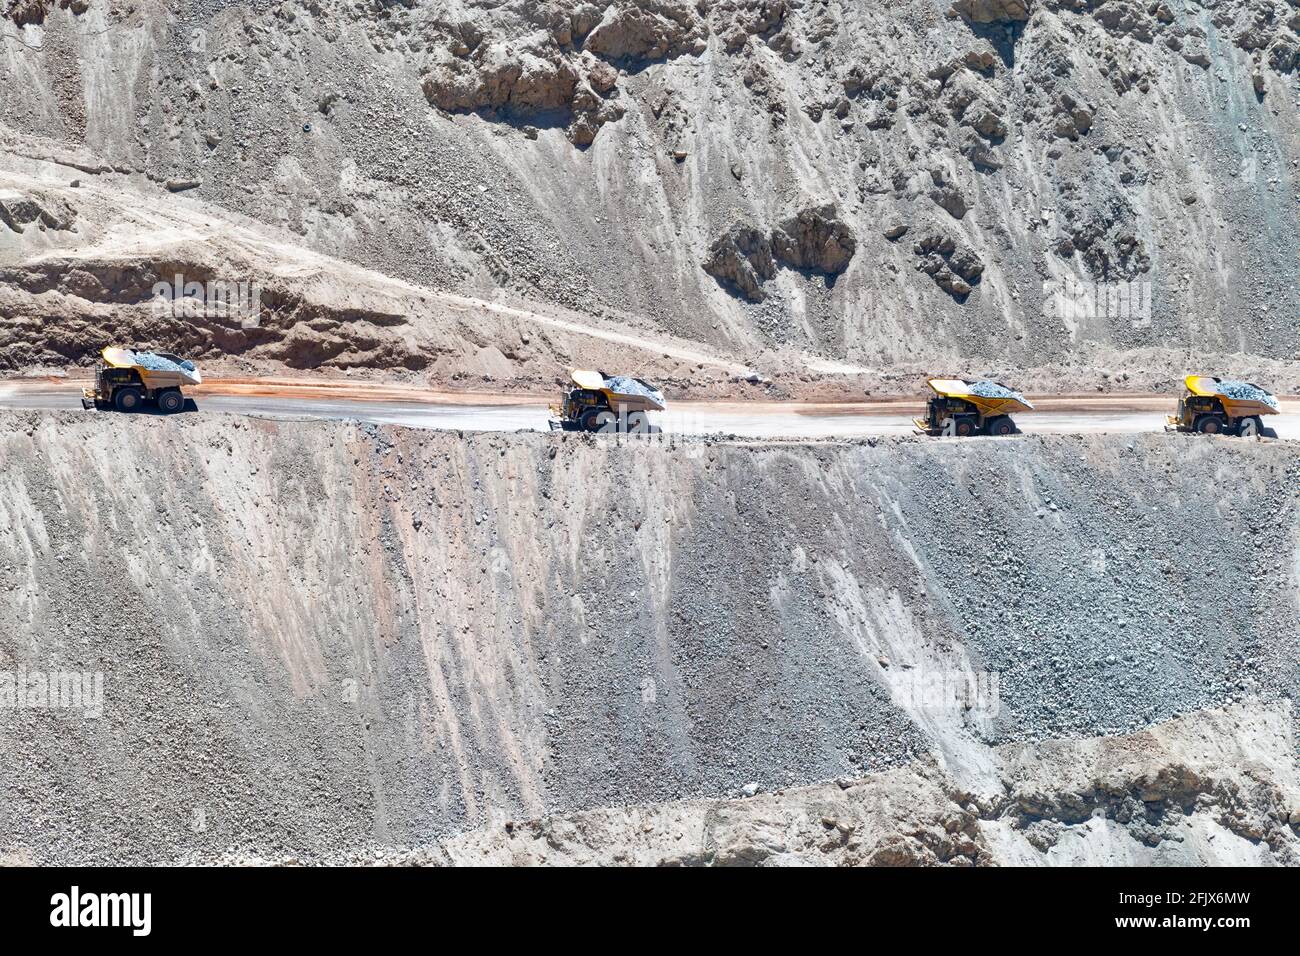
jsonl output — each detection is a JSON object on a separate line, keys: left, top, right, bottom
{"left": 157, "top": 389, "right": 184, "bottom": 414}
{"left": 985, "top": 415, "right": 1014, "bottom": 437}
{"left": 114, "top": 386, "right": 144, "bottom": 412}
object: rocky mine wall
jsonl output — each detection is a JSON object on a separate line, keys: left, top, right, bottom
{"left": 194, "top": 699, "right": 1300, "bottom": 866}
{"left": 430, "top": 700, "right": 1300, "bottom": 866}
{"left": 1, "top": 0, "right": 1296, "bottom": 375}
{"left": 0, "top": 410, "right": 1295, "bottom": 863}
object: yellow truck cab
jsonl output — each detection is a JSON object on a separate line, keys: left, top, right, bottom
{"left": 81, "top": 346, "right": 201, "bottom": 414}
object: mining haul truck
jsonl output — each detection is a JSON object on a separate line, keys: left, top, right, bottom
{"left": 913, "top": 377, "right": 1033, "bottom": 437}
{"left": 81, "top": 346, "right": 201, "bottom": 414}
{"left": 550, "top": 369, "right": 665, "bottom": 433}
{"left": 1166, "top": 375, "right": 1279, "bottom": 437}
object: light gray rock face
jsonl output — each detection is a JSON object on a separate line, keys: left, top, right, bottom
{"left": 0, "top": 0, "right": 1294, "bottom": 380}
{"left": 422, "top": 700, "right": 1300, "bottom": 867}
{"left": 0, "top": 414, "right": 1296, "bottom": 864}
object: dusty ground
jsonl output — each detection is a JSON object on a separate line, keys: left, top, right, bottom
{"left": 0, "top": 409, "right": 1295, "bottom": 864}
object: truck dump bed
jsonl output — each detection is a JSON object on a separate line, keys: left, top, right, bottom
{"left": 926, "top": 377, "right": 1034, "bottom": 417}
{"left": 571, "top": 369, "right": 666, "bottom": 413}
{"left": 100, "top": 347, "right": 203, "bottom": 388}
{"left": 1184, "top": 375, "right": 1278, "bottom": 418}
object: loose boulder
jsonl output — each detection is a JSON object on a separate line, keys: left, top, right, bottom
{"left": 583, "top": 0, "right": 709, "bottom": 63}
{"left": 913, "top": 233, "right": 985, "bottom": 301}
{"left": 704, "top": 206, "right": 856, "bottom": 301}
{"left": 703, "top": 225, "right": 777, "bottom": 303}
{"left": 772, "top": 205, "right": 857, "bottom": 275}
{"left": 949, "top": 0, "right": 1031, "bottom": 24}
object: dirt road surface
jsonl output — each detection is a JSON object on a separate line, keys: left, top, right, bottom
{"left": 0, "top": 379, "right": 1295, "bottom": 440}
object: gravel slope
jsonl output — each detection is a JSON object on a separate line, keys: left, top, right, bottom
{"left": 0, "top": 410, "right": 1294, "bottom": 863}
{"left": 430, "top": 700, "right": 1300, "bottom": 866}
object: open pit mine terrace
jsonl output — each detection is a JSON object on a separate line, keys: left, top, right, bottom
{"left": 0, "top": 407, "right": 1296, "bottom": 867}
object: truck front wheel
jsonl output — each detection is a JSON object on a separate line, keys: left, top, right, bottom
{"left": 579, "top": 407, "right": 610, "bottom": 432}
{"left": 953, "top": 416, "right": 977, "bottom": 437}
{"left": 114, "top": 386, "right": 144, "bottom": 412}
